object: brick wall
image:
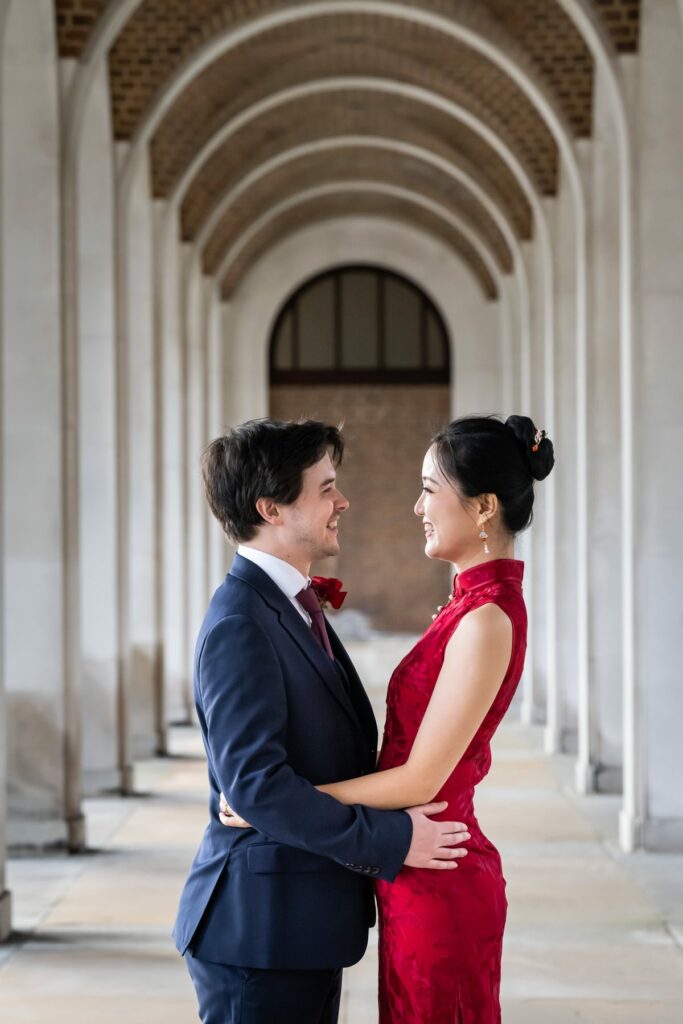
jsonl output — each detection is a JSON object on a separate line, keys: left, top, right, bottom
{"left": 270, "top": 384, "right": 452, "bottom": 633}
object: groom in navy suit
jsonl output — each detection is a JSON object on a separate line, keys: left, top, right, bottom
{"left": 173, "top": 418, "right": 468, "bottom": 1024}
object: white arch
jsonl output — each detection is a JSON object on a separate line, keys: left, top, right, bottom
{"left": 120, "top": 1, "right": 575, "bottom": 189}
{"left": 72, "top": 0, "right": 585, "bottom": 753}
{"left": 195, "top": 136, "right": 512, "bottom": 270}
{"left": 215, "top": 181, "right": 504, "bottom": 300}
{"left": 192, "top": 133, "right": 531, "bottom": 420}
{"left": 213, "top": 180, "right": 515, "bottom": 415}
{"left": 167, "top": 73, "right": 552, "bottom": 438}
{"left": 171, "top": 76, "right": 534, "bottom": 217}
{"left": 56, "top": 0, "right": 631, "bottom": 835}
{"left": 165, "top": 70, "right": 558, "bottom": 722}
{"left": 553, "top": 0, "right": 639, "bottom": 849}
{"left": 62, "top": 0, "right": 141, "bottom": 161}
{"left": 222, "top": 213, "right": 505, "bottom": 428}
{"left": 117, "top": 0, "right": 582, "bottom": 727}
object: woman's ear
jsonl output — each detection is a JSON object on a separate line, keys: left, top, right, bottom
{"left": 478, "top": 492, "right": 499, "bottom": 522}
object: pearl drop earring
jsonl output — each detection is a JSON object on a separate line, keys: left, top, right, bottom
{"left": 479, "top": 527, "right": 490, "bottom": 555}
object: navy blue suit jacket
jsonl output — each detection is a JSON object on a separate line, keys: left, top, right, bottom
{"left": 172, "top": 553, "right": 412, "bottom": 969}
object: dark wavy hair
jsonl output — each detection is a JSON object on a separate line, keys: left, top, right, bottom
{"left": 431, "top": 414, "right": 555, "bottom": 534}
{"left": 202, "top": 418, "right": 344, "bottom": 543}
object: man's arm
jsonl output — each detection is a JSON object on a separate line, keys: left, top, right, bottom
{"left": 200, "top": 613, "right": 414, "bottom": 880}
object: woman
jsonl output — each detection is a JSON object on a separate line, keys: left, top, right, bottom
{"left": 222, "top": 414, "right": 554, "bottom": 1023}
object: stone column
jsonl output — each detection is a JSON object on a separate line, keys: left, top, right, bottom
{"left": 157, "top": 207, "right": 191, "bottom": 724}
{"left": 206, "top": 288, "right": 228, "bottom": 590}
{"left": 2, "top": 0, "right": 83, "bottom": 847}
{"left": 586, "top": 65, "right": 624, "bottom": 794}
{"left": 526, "top": 237, "right": 549, "bottom": 725}
{"left": 551, "top": 169, "right": 580, "bottom": 753}
{"left": 632, "top": 0, "right": 683, "bottom": 849}
{"left": 77, "top": 60, "right": 121, "bottom": 794}
{"left": 0, "top": 0, "right": 11, "bottom": 939}
{"left": 184, "top": 253, "right": 209, "bottom": 679}
{"left": 124, "top": 149, "right": 161, "bottom": 760}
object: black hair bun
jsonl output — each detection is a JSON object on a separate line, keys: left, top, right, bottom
{"left": 505, "top": 415, "right": 555, "bottom": 482}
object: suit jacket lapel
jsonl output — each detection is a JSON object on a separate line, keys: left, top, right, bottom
{"left": 326, "top": 621, "right": 379, "bottom": 754}
{"left": 229, "top": 555, "right": 363, "bottom": 731}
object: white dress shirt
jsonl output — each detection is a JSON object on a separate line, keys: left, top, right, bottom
{"left": 237, "top": 545, "right": 312, "bottom": 625}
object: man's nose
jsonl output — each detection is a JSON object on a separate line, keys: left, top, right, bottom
{"left": 336, "top": 491, "right": 350, "bottom": 511}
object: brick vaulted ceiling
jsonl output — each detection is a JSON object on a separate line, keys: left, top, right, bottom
{"left": 55, "top": 0, "right": 641, "bottom": 296}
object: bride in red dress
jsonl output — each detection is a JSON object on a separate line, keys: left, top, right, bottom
{"left": 317, "top": 415, "right": 555, "bottom": 1023}
{"left": 222, "top": 414, "right": 554, "bottom": 1023}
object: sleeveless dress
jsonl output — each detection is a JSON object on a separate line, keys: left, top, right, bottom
{"left": 375, "top": 558, "right": 527, "bottom": 1024}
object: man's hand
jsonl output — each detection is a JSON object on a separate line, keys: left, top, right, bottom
{"left": 219, "top": 792, "right": 252, "bottom": 829}
{"left": 404, "top": 801, "right": 470, "bottom": 869}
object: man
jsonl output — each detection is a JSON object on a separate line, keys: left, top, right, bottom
{"left": 173, "top": 418, "right": 468, "bottom": 1024}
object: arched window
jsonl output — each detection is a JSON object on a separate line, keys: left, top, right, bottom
{"left": 270, "top": 265, "right": 450, "bottom": 385}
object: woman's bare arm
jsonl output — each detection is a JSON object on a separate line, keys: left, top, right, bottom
{"left": 315, "top": 604, "right": 513, "bottom": 809}
{"left": 220, "top": 603, "right": 512, "bottom": 823}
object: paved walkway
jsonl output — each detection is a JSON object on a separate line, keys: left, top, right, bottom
{"left": 1, "top": 637, "right": 682, "bottom": 1022}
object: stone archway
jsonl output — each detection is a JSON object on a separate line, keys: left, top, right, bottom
{"left": 269, "top": 262, "right": 453, "bottom": 633}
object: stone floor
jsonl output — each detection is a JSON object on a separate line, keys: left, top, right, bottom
{"left": 1, "top": 636, "right": 682, "bottom": 1022}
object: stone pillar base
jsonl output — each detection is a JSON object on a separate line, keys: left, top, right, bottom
{"left": 121, "top": 764, "right": 135, "bottom": 795}
{"left": 156, "top": 726, "right": 169, "bottom": 757}
{"left": 642, "top": 816, "right": 683, "bottom": 853}
{"left": 0, "top": 890, "right": 11, "bottom": 942}
{"left": 67, "top": 813, "right": 86, "bottom": 853}
{"left": 594, "top": 764, "right": 622, "bottom": 795}
{"left": 574, "top": 758, "right": 597, "bottom": 795}
{"left": 82, "top": 767, "right": 125, "bottom": 797}
{"left": 619, "top": 808, "right": 644, "bottom": 853}
{"left": 543, "top": 724, "right": 562, "bottom": 755}
{"left": 9, "top": 816, "right": 69, "bottom": 851}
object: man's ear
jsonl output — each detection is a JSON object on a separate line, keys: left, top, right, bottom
{"left": 255, "top": 496, "right": 281, "bottom": 526}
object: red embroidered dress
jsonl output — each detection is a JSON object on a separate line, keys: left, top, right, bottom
{"left": 375, "top": 559, "right": 527, "bottom": 1024}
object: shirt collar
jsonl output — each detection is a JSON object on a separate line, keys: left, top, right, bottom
{"left": 237, "top": 545, "right": 310, "bottom": 601}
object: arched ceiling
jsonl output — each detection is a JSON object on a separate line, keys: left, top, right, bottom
{"left": 55, "top": 0, "right": 642, "bottom": 295}
{"left": 218, "top": 189, "right": 500, "bottom": 300}
{"left": 200, "top": 144, "right": 513, "bottom": 273}
{"left": 146, "top": 24, "right": 557, "bottom": 197}
{"left": 179, "top": 89, "right": 534, "bottom": 242}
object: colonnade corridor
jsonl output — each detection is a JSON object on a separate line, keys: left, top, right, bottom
{"left": 0, "top": 638, "right": 681, "bottom": 1024}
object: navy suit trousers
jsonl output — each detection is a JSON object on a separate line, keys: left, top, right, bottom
{"left": 184, "top": 951, "right": 343, "bottom": 1024}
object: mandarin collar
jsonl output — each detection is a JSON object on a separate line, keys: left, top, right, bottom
{"left": 453, "top": 558, "right": 524, "bottom": 596}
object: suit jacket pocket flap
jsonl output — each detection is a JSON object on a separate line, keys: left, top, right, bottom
{"left": 246, "top": 843, "right": 337, "bottom": 874}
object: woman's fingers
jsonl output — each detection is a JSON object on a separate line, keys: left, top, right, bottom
{"left": 218, "top": 791, "right": 251, "bottom": 827}
{"left": 219, "top": 811, "right": 251, "bottom": 828}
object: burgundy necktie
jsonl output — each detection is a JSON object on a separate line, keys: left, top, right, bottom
{"left": 295, "top": 585, "right": 334, "bottom": 660}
